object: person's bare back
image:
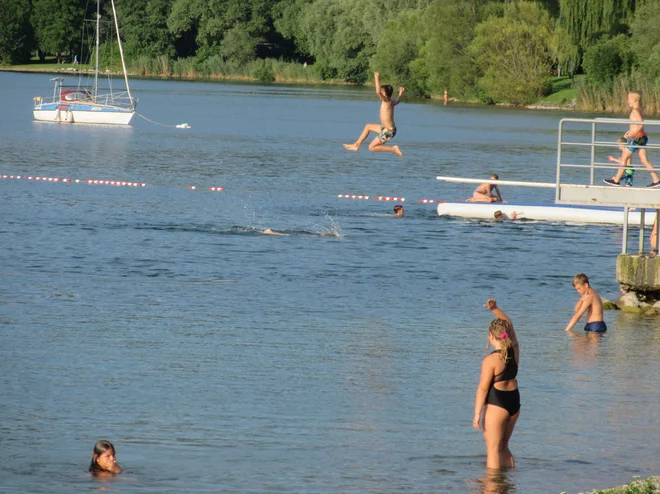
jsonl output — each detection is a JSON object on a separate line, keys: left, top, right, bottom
{"left": 583, "top": 289, "right": 604, "bottom": 323}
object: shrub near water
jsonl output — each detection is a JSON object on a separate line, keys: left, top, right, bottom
{"left": 128, "top": 55, "right": 322, "bottom": 83}
{"left": 578, "top": 71, "right": 660, "bottom": 114}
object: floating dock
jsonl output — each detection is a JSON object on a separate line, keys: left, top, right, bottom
{"left": 436, "top": 201, "right": 659, "bottom": 225}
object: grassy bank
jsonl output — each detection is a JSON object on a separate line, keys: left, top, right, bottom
{"left": 5, "top": 62, "right": 654, "bottom": 115}
{"left": 580, "top": 476, "right": 660, "bottom": 494}
{"left": 0, "top": 57, "right": 332, "bottom": 85}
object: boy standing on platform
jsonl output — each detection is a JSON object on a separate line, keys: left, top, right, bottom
{"left": 564, "top": 273, "right": 607, "bottom": 332}
{"left": 344, "top": 72, "right": 404, "bottom": 157}
{"left": 604, "top": 91, "right": 660, "bottom": 188}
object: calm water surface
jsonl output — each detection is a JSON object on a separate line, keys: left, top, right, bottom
{"left": 1, "top": 72, "right": 659, "bottom": 494}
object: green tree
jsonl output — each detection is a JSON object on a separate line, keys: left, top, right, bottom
{"left": 582, "top": 34, "right": 632, "bottom": 90}
{"left": 219, "top": 22, "right": 260, "bottom": 63}
{"left": 470, "top": 1, "right": 555, "bottom": 105}
{"left": 115, "top": 0, "right": 175, "bottom": 59}
{"left": 291, "top": 0, "right": 373, "bottom": 82}
{"left": 31, "top": 0, "right": 85, "bottom": 62}
{"left": 0, "top": 0, "right": 33, "bottom": 64}
{"left": 629, "top": 1, "right": 660, "bottom": 83}
{"left": 167, "top": 0, "right": 270, "bottom": 61}
{"left": 371, "top": 10, "right": 427, "bottom": 95}
{"left": 558, "top": 0, "right": 634, "bottom": 66}
{"left": 274, "top": 0, "right": 431, "bottom": 83}
{"left": 420, "top": 0, "right": 481, "bottom": 99}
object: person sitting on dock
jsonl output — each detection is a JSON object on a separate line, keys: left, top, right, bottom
{"left": 564, "top": 273, "right": 607, "bottom": 332}
{"left": 604, "top": 137, "right": 635, "bottom": 187}
{"left": 467, "top": 174, "right": 504, "bottom": 203}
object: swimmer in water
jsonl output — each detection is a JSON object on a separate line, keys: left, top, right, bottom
{"left": 89, "top": 440, "right": 122, "bottom": 478}
{"left": 493, "top": 210, "right": 517, "bottom": 221}
{"left": 393, "top": 204, "right": 404, "bottom": 217}
{"left": 262, "top": 228, "right": 338, "bottom": 237}
{"left": 263, "top": 228, "right": 287, "bottom": 236}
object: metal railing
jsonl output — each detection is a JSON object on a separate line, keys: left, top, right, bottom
{"left": 557, "top": 117, "right": 660, "bottom": 254}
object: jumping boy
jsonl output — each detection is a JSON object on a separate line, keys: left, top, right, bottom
{"left": 564, "top": 273, "right": 607, "bottom": 332}
{"left": 466, "top": 174, "right": 504, "bottom": 203}
{"left": 604, "top": 137, "right": 635, "bottom": 186}
{"left": 604, "top": 91, "right": 660, "bottom": 188}
{"left": 344, "top": 72, "right": 404, "bottom": 157}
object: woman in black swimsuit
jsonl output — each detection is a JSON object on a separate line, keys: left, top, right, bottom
{"left": 473, "top": 299, "right": 520, "bottom": 469}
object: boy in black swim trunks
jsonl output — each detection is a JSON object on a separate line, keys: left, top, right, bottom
{"left": 564, "top": 273, "right": 607, "bottom": 332}
{"left": 344, "top": 72, "right": 404, "bottom": 157}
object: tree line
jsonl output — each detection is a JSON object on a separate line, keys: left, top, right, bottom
{"left": 1, "top": 0, "right": 659, "bottom": 106}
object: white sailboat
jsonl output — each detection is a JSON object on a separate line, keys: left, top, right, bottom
{"left": 33, "top": 0, "right": 137, "bottom": 125}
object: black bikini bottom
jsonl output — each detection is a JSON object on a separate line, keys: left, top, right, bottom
{"left": 486, "top": 386, "right": 520, "bottom": 416}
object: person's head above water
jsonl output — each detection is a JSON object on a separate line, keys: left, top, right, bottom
{"left": 89, "top": 440, "right": 122, "bottom": 476}
{"left": 393, "top": 204, "right": 404, "bottom": 217}
{"left": 493, "top": 210, "right": 504, "bottom": 220}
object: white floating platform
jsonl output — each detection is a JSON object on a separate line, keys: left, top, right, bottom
{"left": 436, "top": 201, "right": 658, "bottom": 225}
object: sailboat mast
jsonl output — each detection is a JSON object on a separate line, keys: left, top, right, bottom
{"left": 110, "top": 0, "right": 132, "bottom": 102}
{"left": 94, "top": 0, "right": 100, "bottom": 97}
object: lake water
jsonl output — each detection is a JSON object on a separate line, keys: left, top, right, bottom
{"left": 1, "top": 71, "right": 659, "bottom": 494}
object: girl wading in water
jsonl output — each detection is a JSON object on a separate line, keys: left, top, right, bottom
{"left": 473, "top": 299, "right": 520, "bottom": 469}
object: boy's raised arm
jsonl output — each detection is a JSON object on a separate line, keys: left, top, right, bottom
{"left": 393, "top": 87, "right": 405, "bottom": 106}
{"left": 374, "top": 72, "right": 388, "bottom": 102}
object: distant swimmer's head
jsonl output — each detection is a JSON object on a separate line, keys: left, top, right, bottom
{"left": 493, "top": 210, "right": 504, "bottom": 220}
{"left": 381, "top": 85, "right": 394, "bottom": 98}
{"left": 89, "top": 440, "right": 122, "bottom": 476}
{"left": 393, "top": 204, "right": 404, "bottom": 217}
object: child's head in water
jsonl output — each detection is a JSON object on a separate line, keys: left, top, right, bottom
{"left": 493, "top": 210, "right": 517, "bottom": 220}
{"left": 393, "top": 204, "right": 404, "bottom": 217}
{"left": 89, "top": 440, "right": 122, "bottom": 476}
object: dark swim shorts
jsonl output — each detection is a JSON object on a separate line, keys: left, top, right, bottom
{"left": 584, "top": 321, "right": 607, "bottom": 332}
{"left": 378, "top": 126, "right": 397, "bottom": 143}
{"left": 627, "top": 134, "right": 648, "bottom": 153}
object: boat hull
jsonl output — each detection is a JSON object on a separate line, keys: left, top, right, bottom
{"left": 33, "top": 103, "right": 134, "bottom": 125}
{"left": 437, "top": 201, "right": 658, "bottom": 226}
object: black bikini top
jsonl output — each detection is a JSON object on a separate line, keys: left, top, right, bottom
{"left": 492, "top": 347, "right": 517, "bottom": 382}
